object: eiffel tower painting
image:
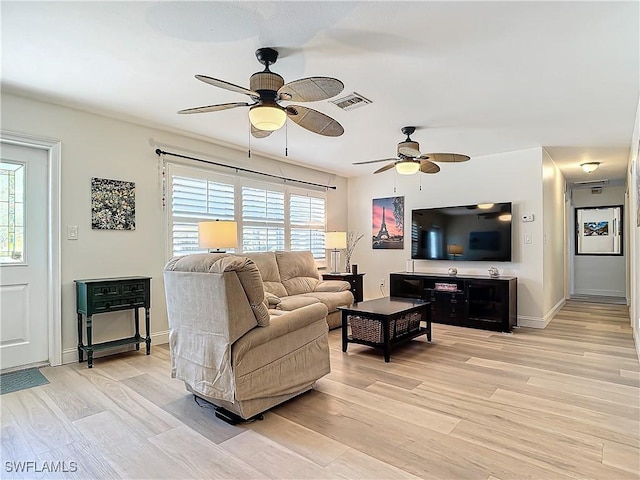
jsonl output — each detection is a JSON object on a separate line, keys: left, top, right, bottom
{"left": 372, "top": 197, "right": 404, "bottom": 249}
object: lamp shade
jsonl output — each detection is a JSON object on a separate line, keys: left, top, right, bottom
{"left": 447, "top": 244, "right": 464, "bottom": 256}
{"left": 325, "top": 231, "right": 347, "bottom": 249}
{"left": 198, "top": 220, "right": 238, "bottom": 250}
{"left": 248, "top": 105, "right": 287, "bottom": 131}
{"left": 580, "top": 162, "right": 600, "bottom": 174}
{"left": 395, "top": 160, "right": 420, "bottom": 175}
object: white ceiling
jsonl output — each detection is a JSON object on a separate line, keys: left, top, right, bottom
{"left": 2, "top": 1, "right": 638, "bottom": 182}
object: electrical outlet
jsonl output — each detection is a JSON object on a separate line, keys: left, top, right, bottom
{"left": 380, "top": 278, "right": 386, "bottom": 287}
{"left": 522, "top": 214, "right": 534, "bottom": 222}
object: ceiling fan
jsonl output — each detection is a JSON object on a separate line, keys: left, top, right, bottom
{"left": 353, "top": 126, "right": 470, "bottom": 175}
{"left": 178, "top": 47, "right": 345, "bottom": 138}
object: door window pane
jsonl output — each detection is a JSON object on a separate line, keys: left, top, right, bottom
{"left": 0, "top": 161, "right": 25, "bottom": 263}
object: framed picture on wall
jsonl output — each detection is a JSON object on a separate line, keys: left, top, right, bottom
{"left": 91, "top": 177, "right": 136, "bottom": 230}
{"left": 575, "top": 205, "right": 622, "bottom": 256}
{"left": 372, "top": 196, "right": 404, "bottom": 249}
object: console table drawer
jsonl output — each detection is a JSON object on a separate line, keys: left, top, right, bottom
{"left": 89, "top": 284, "right": 119, "bottom": 298}
{"left": 93, "top": 296, "right": 146, "bottom": 312}
{"left": 121, "top": 281, "right": 147, "bottom": 296}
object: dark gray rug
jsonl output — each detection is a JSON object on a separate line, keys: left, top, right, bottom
{"left": 0, "top": 367, "right": 49, "bottom": 395}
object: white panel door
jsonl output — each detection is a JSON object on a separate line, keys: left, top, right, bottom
{"left": 0, "top": 142, "right": 49, "bottom": 370}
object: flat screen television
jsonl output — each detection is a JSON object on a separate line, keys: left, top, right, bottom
{"left": 411, "top": 202, "right": 512, "bottom": 261}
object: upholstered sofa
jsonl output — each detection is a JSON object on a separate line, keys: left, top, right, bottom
{"left": 243, "top": 251, "right": 354, "bottom": 329}
{"left": 163, "top": 253, "right": 331, "bottom": 420}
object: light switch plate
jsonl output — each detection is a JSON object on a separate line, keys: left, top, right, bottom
{"left": 524, "top": 233, "right": 532, "bottom": 244}
{"left": 522, "top": 214, "right": 534, "bottom": 222}
{"left": 67, "top": 226, "right": 78, "bottom": 240}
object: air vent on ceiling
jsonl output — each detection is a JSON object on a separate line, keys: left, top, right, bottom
{"left": 573, "top": 179, "right": 609, "bottom": 188}
{"left": 591, "top": 187, "right": 603, "bottom": 194}
{"left": 330, "top": 92, "right": 372, "bottom": 111}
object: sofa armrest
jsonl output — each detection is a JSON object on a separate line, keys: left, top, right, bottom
{"left": 314, "top": 280, "right": 351, "bottom": 292}
{"left": 233, "top": 303, "right": 329, "bottom": 359}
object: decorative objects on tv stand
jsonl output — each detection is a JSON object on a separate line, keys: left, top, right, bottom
{"left": 198, "top": 220, "right": 238, "bottom": 253}
{"left": 488, "top": 266, "right": 500, "bottom": 278}
{"left": 448, "top": 267, "right": 458, "bottom": 276}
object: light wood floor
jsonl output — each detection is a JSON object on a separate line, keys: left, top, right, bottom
{"left": 2, "top": 300, "right": 639, "bottom": 479}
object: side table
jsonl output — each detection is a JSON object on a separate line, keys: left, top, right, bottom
{"left": 322, "top": 272, "right": 365, "bottom": 303}
{"left": 75, "top": 276, "right": 151, "bottom": 368}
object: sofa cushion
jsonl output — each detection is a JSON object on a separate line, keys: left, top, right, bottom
{"left": 276, "top": 295, "right": 321, "bottom": 311}
{"left": 276, "top": 251, "right": 321, "bottom": 295}
{"left": 243, "top": 252, "right": 288, "bottom": 298}
{"left": 298, "top": 290, "right": 354, "bottom": 313}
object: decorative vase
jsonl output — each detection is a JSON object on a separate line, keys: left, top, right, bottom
{"left": 488, "top": 266, "right": 499, "bottom": 278}
{"left": 448, "top": 267, "right": 458, "bottom": 276}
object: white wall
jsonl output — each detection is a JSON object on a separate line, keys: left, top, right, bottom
{"left": 542, "top": 149, "right": 567, "bottom": 317}
{"left": 627, "top": 98, "right": 640, "bottom": 360}
{"left": 347, "top": 147, "right": 547, "bottom": 324}
{"left": 1, "top": 92, "right": 349, "bottom": 362}
{"left": 571, "top": 186, "right": 627, "bottom": 297}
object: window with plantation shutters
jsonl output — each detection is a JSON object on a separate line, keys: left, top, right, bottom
{"left": 169, "top": 170, "right": 235, "bottom": 257}
{"left": 241, "top": 186, "right": 285, "bottom": 252}
{"left": 166, "top": 163, "right": 326, "bottom": 261}
{"left": 290, "top": 193, "right": 326, "bottom": 259}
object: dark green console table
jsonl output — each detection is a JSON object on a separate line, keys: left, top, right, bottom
{"left": 75, "top": 276, "right": 151, "bottom": 368}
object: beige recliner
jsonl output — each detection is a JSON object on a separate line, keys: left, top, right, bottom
{"left": 163, "top": 253, "right": 331, "bottom": 421}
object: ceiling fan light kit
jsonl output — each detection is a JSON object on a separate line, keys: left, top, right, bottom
{"left": 395, "top": 161, "right": 421, "bottom": 175}
{"left": 179, "top": 47, "right": 344, "bottom": 138}
{"left": 249, "top": 104, "right": 287, "bottom": 131}
{"left": 580, "top": 162, "right": 600, "bottom": 174}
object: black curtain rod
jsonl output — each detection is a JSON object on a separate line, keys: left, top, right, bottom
{"left": 155, "top": 149, "right": 336, "bottom": 190}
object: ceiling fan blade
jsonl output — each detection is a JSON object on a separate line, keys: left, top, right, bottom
{"left": 286, "top": 105, "right": 344, "bottom": 137}
{"left": 278, "top": 77, "right": 344, "bottom": 102}
{"left": 374, "top": 163, "right": 396, "bottom": 174}
{"left": 177, "top": 102, "right": 251, "bottom": 114}
{"left": 251, "top": 125, "right": 273, "bottom": 138}
{"left": 422, "top": 153, "right": 471, "bottom": 163}
{"left": 195, "top": 75, "right": 259, "bottom": 98}
{"left": 419, "top": 160, "right": 441, "bottom": 174}
{"left": 352, "top": 158, "right": 399, "bottom": 165}
{"left": 398, "top": 145, "right": 421, "bottom": 157}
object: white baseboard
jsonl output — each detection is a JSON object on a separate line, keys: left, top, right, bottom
{"left": 517, "top": 315, "right": 549, "bottom": 329}
{"left": 61, "top": 330, "right": 170, "bottom": 365}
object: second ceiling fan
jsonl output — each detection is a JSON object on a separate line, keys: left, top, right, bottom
{"left": 353, "top": 126, "right": 470, "bottom": 175}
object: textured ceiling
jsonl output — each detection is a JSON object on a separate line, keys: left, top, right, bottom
{"left": 2, "top": 1, "right": 638, "bottom": 183}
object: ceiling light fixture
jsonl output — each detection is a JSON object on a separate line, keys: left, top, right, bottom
{"left": 580, "top": 162, "right": 600, "bottom": 174}
{"left": 395, "top": 161, "right": 420, "bottom": 175}
{"left": 248, "top": 103, "right": 287, "bottom": 131}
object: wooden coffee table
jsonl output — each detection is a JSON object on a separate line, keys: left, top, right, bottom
{"left": 338, "top": 297, "right": 431, "bottom": 362}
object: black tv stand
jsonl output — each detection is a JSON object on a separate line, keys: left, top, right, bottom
{"left": 390, "top": 273, "right": 517, "bottom": 332}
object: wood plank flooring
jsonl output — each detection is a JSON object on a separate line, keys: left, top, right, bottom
{"left": 1, "top": 299, "right": 638, "bottom": 479}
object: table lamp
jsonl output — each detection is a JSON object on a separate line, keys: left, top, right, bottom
{"left": 198, "top": 220, "right": 238, "bottom": 253}
{"left": 325, "top": 231, "right": 347, "bottom": 273}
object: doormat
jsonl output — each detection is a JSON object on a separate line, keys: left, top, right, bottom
{"left": 0, "top": 367, "right": 49, "bottom": 395}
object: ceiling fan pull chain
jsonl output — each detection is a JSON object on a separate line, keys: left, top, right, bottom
{"left": 419, "top": 174, "right": 422, "bottom": 191}
{"left": 285, "top": 122, "right": 288, "bottom": 157}
{"left": 248, "top": 123, "right": 251, "bottom": 158}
